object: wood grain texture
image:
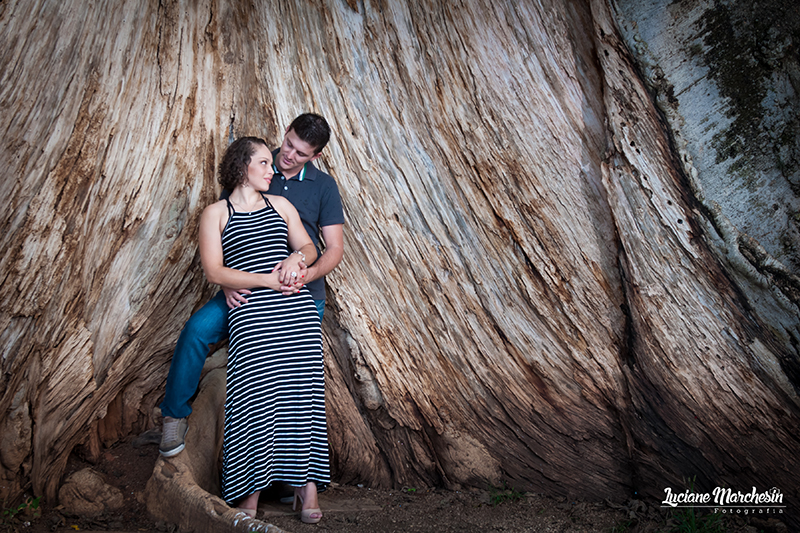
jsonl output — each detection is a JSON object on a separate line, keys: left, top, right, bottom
{"left": 0, "top": 0, "right": 797, "bottom": 520}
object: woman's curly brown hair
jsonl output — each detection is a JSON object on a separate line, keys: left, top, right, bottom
{"left": 218, "top": 136, "right": 269, "bottom": 190}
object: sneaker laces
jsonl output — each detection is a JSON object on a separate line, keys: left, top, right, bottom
{"left": 163, "top": 419, "right": 179, "bottom": 442}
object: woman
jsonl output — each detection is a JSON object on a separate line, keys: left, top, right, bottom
{"left": 199, "top": 136, "right": 328, "bottom": 523}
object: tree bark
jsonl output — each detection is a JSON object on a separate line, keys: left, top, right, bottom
{"left": 1, "top": 0, "right": 797, "bottom": 523}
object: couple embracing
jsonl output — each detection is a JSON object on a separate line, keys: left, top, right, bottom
{"left": 160, "top": 113, "right": 344, "bottom": 524}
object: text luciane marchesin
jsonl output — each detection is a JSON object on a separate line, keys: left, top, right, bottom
{"left": 662, "top": 487, "right": 784, "bottom": 514}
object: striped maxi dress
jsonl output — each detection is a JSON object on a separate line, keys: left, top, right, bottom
{"left": 220, "top": 193, "right": 329, "bottom": 503}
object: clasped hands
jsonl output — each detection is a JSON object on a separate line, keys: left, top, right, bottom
{"left": 223, "top": 256, "right": 308, "bottom": 309}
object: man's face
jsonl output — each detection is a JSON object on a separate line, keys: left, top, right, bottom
{"left": 275, "top": 128, "right": 321, "bottom": 176}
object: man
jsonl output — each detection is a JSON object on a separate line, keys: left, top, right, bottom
{"left": 159, "top": 113, "right": 345, "bottom": 457}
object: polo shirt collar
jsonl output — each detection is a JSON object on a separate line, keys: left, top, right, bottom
{"left": 273, "top": 162, "right": 315, "bottom": 182}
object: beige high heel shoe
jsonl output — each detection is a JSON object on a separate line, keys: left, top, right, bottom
{"left": 293, "top": 486, "right": 322, "bottom": 524}
{"left": 236, "top": 507, "right": 257, "bottom": 518}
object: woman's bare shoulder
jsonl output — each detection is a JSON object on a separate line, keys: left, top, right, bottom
{"left": 203, "top": 199, "right": 228, "bottom": 213}
{"left": 200, "top": 199, "right": 231, "bottom": 235}
{"left": 265, "top": 194, "right": 289, "bottom": 207}
{"left": 200, "top": 199, "right": 229, "bottom": 223}
{"left": 266, "top": 195, "right": 297, "bottom": 211}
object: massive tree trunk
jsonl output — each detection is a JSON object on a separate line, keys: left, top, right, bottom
{"left": 1, "top": 0, "right": 798, "bottom": 523}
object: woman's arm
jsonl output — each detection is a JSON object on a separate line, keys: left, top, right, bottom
{"left": 269, "top": 196, "right": 318, "bottom": 287}
{"left": 286, "top": 209, "right": 318, "bottom": 265}
{"left": 199, "top": 201, "right": 282, "bottom": 290}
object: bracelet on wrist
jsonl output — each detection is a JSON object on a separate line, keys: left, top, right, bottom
{"left": 291, "top": 250, "right": 306, "bottom": 263}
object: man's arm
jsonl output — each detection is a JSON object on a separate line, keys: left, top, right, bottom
{"left": 306, "top": 224, "right": 344, "bottom": 283}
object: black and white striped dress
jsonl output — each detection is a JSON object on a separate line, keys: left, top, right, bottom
{"left": 220, "top": 193, "right": 329, "bottom": 503}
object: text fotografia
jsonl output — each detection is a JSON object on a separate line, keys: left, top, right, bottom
{"left": 662, "top": 487, "right": 784, "bottom": 515}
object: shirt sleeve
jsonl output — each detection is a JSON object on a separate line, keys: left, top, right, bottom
{"left": 318, "top": 176, "right": 345, "bottom": 227}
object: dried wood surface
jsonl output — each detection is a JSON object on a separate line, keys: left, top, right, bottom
{"left": 0, "top": 0, "right": 797, "bottom": 521}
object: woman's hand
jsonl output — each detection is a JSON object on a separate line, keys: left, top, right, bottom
{"left": 275, "top": 253, "right": 308, "bottom": 286}
{"left": 272, "top": 262, "right": 306, "bottom": 295}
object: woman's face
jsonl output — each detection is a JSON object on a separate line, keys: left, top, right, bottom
{"left": 244, "top": 145, "right": 274, "bottom": 191}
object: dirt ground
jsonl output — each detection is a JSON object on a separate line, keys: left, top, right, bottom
{"left": 5, "top": 437, "right": 788, "bottom": 533}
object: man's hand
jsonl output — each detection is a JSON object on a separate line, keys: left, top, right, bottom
{"left": 223, "top": 287, "right": 252, "bottom": 309}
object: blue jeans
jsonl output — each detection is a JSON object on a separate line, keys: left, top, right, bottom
{"left": 160, "top": 290, "right": 325, "bottom": 419}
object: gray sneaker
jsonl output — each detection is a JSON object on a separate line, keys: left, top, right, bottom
{"left": 159, "top": 417, "right": 188, "bottom": 457}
